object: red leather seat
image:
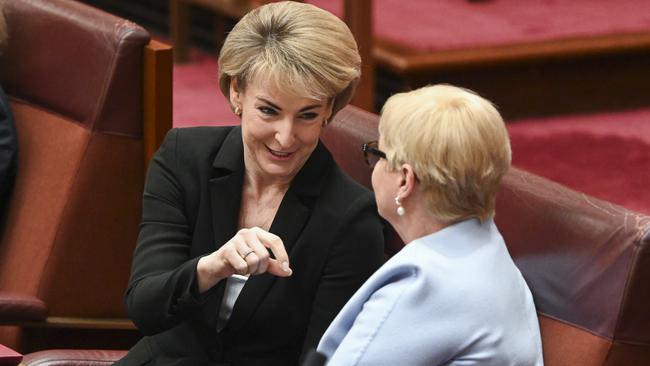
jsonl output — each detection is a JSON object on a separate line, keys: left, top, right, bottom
{"left": 0, "top": 0, "right": 171, "bottom": 353}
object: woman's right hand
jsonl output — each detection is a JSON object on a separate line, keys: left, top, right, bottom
{"left": 196, "top": 227, "right": 292, "bottom": 293}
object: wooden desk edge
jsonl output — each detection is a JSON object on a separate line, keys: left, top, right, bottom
{"left": 375, "top": 31, "right": 650, "bottom": 74}
{"left": 17, "top": 317, "right": 136, "bottom": 330}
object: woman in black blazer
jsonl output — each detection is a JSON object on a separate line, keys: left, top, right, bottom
{"left": 117, "top": 2, "right": 384, "bottom": 365}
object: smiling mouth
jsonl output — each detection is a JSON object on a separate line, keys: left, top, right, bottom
{"left": 267, "top": 146, "right": 294, "bottom": 159}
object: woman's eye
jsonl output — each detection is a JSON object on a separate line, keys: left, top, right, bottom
{"left": 258, "top": 106, "right": 277, "bottom": 115}
{"left": 300, "top": 112, "right": 318, "bottom": 120}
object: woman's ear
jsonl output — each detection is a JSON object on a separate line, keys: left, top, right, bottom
{"left": 398, "top": 164, "right": 417, "bottom": 199}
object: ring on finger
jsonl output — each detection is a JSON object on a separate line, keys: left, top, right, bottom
{"left": 241, "top": 249, "right": 255, "bottom": 260}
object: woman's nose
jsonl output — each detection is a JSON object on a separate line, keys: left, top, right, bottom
{"left": 274, "top": 118, "right": 296, "bottom": 148}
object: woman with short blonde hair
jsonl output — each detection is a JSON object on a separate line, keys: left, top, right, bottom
{"left": 319, "top": 85, "right": 543, "bottom": 365}
{"left": 119, "top": 2, "right": 384, "bottom": 365}
{"left": 379, "top": 84, "right": 511, "bottom": 222}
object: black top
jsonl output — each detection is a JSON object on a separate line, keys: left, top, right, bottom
{"left": 0, "top": 85, "right": 17, "bottom": 226}
{"left": 119, "top": 126, "right": 384, "bottom": 366}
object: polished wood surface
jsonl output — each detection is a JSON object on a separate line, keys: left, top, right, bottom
{"left": 144, "top": 40, "right": 173, "bottom": 171}
{"left": 170, "top": 0, "right": 190, "bottom": 63}
{"left": 20, "top": 317, "right": 135, "bottom": 330}
{"left": 375, "top": 31, "right": 650, "bottom": 74}
{"left": 345, "top": 0, "right": 374, "bottom": 111}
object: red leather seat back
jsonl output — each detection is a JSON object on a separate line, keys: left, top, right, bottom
{"left": 496, "top": 169, "right": 650, "bottom": 365}
{"left": 0, "top": 0, "right": 150, "bottom": 347}
{"left": 0, "top": 0, "right": 147, "bottom": 136}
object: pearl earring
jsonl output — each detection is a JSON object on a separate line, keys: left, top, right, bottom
{"left": 395, "top": 196, "right": 405, "bottom": 216}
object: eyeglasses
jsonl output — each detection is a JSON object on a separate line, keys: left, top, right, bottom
{"left": 361, "top": 141, "right": 386, "bottom": 168}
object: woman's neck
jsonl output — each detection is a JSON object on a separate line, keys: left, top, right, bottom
{"left": 243, "top": 170, "right": 291, "bottom": 199}
{"left": 397, "top": 215, "right": 448, "bottom": 244}
{"left": 392, "top": 193, "right": 450, "bottom": 244}
{"left": 243, "top": 153, "right": 293, "bottom": 198}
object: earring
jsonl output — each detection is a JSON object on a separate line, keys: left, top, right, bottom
{"left": 322, "top": 119, "right": 329, "bottom": 127}
{"left": 395, "top": 196, "right": 405, "bottom": 216}
{"left": 234, "top": 105, "right": 242, "bottom": 117}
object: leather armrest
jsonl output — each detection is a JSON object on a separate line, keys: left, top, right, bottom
{"left": 21, "top": 349, "right": 127, "bottom": 366}
{"left": 0, "top": 292, "right": 47, "bottom": 323}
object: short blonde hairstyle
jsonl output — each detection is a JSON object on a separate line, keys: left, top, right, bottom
{"left": 379, "top": 84, "right": 511, "bottom": 223}
{"left": 218, "top": 1, "right": 361, "bottom": 116}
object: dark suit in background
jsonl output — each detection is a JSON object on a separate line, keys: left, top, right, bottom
{"left": 0, "top": 85, "right": 17, "bottom": 227}
{"left": 118, "top": 126, "right": 385, "bottom": 366}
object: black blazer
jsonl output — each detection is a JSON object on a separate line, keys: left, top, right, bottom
{"left": 119, "top": 126, "right": 384, "bottom": 366}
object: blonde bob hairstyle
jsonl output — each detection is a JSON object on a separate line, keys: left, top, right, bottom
{"left": 379, "top": 84, "right": 511, "bottom": 223}
{"left": 218, "top": 1, "right": 361, "bottom": 117}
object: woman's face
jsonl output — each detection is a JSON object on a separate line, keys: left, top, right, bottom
{"left": 231, "top": 79, "right": 333, "bottom": 183}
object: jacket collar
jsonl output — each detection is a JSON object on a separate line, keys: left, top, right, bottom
{"left": 212, "top": 126, "right": 245, "bottom": 173}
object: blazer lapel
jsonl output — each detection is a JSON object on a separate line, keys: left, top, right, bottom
{"left": 227, "top": 141, "right": 332, "bottom": 331}
{"left": 209, "top": 127, "right": 245, "bottom": 251}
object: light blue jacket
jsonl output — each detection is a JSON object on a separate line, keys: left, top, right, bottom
{"left": 318, "top": 218, "right": 543, "bottom": 366}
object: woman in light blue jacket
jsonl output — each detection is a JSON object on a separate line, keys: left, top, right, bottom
{"left": 318, "top": 85, "right": 544, "bottom": 366}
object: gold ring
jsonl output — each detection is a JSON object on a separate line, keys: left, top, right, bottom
{"left": 241, "top": 249, "right": 255, "bottom": 260}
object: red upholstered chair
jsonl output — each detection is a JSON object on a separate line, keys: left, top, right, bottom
{"left": 321, "top": 106, "right": 650, "bottom": 366}
{"left": 0, "top": 0, "right": 171, "bottom": 353}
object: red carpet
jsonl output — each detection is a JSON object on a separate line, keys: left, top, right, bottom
{"left": 512, "top": 132, "right": 649, "bottom": 214}
{"left": 508, "top": 110, "right": 650, "bottom": 214}
{"left": 173, "top": 51, "right": 237, "bottom": 128}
